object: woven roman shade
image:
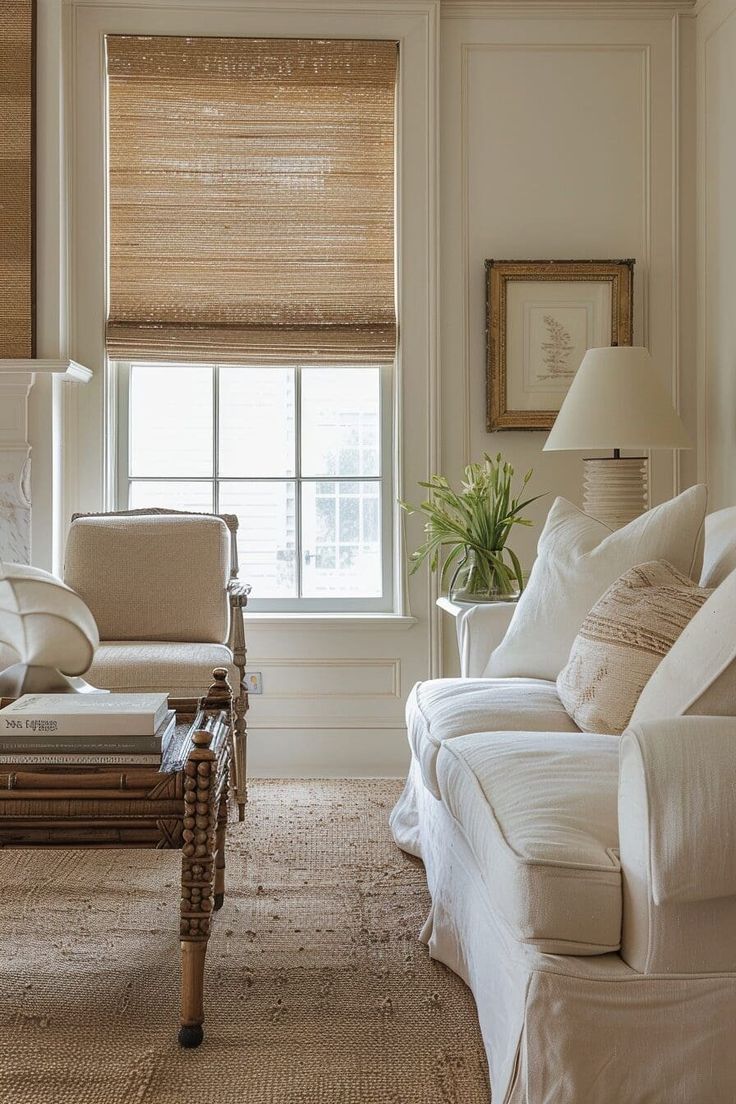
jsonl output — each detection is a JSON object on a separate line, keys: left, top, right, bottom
{"left": 105, "top": 35, "right": 397, "bottom": 365}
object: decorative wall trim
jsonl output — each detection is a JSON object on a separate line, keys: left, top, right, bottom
{"left": 249, "top": 658, "right": 402, "bottom": 700}
{"left": 443, "top": 0, "right": 695, "bottom": 18}
{"left": 249, "top": 720, "right": 408, "bottom": 731}
{"left": 696, "top": 0, "right": 736, "bottom": 496}
{"left": 671, "top": 9, "right": 682, "bottom": 495}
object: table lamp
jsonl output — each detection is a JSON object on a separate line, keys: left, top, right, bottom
{"left": 543, "top": 346, "right": 691, "bottom": 529}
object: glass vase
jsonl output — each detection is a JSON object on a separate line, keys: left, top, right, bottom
{"left": 448, "top": 547, "right": 521, "bottom": 605}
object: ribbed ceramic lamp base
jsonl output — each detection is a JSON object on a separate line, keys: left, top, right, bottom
{"left": 582, "top": 456, "right": 648, "bottom": 530}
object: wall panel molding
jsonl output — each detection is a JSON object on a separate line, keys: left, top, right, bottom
{"left": 443, "top": 1, "right": 694, "bottom": 18}
{"left": 250, "top": 659, "right": 402, "bottom": 700}
{"left": 459, "top": 40, "right": 653, "bottom": 478}
{"left": 696, "top": 0, "right": 736, "bottom": 504}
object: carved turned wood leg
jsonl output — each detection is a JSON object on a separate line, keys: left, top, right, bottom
{"left": 214, "top": 791, "right": 227, "bottom": 911}
{"left": 204, "top": 666, "right": 247, "bottom": 820}
{"left": 178, "top": 728, "right": 217, "bottom": 1048}
{"left": 232, "top": 693, "right": 248, "bottom": 822}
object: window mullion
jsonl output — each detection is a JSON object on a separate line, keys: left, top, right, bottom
{"left": 119, "top": 361, "right": 391, "bottom": 612}
{"left": 213, "top": 364, "right": 220, "bottom": 513}
{"left": 295, "top": 366, "right": 303, "bottom": 598}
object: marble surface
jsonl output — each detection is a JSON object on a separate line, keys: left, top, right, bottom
{"left": 0, "top": 453, "right": 31, "bottom": 563}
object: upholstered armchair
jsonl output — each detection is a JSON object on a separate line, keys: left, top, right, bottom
{"left": 63, "top": 509, "right": 250, "bottom": 816}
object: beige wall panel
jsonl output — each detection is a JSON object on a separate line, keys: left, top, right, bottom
{"left": 698, "top": 0, "right": 736, "bottom": 508}
{"left": 440, "top": 12, "right": 685, "bottom": 627}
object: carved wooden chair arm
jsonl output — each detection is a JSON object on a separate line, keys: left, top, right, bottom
{"left": 227, "top": 579, "right": 252, "bottom": 608}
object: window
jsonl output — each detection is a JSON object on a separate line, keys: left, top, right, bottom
{"left": 116, "top": 364, "right": 393, "bottom": 612}
{"left": 106, "top": 36, "right": 397, "bottom": 613}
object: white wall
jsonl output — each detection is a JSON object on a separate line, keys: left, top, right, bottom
{"left": 30, "top": 0, "right": 702, "bottom": 771}
{"left": 61, "top": 0, "right": 440, "bottom": 778}
{"left": 697, "top": 0, "right": 736, "bottom": 508}
{"left": 439, "top": 0, "right": 696, "bottom": 672}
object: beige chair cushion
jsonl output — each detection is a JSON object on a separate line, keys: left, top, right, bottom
{"left": 64, "top": 515, "right": 230, "bottom": 643}
{"left": 436, "top": 729, "right": 622, "bottom": 954}
{"left": 406, "top": 677, "right": 579, "bottom": 800}
{"left": 557, "top": 561, "right": 711, "bottom": 735}
{"left": 87, "top": 641, "right": 239, "bottom": 698}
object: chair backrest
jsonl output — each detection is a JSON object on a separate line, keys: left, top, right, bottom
{"left": 64, "top": 511, "right": 233, "bottom": 643}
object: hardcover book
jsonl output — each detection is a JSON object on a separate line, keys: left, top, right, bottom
{"left": 0, "top": 692, "right": 169, "bottom": 737}
{"left": 0, "top": 752, "right": 163, "bottom": 766}
{"left": 0, "top": 709, "right": 175, "bottom": 756}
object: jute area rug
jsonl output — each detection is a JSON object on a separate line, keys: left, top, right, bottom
{"left": 0, "top": 779, "right": 490, "bottom": 1103}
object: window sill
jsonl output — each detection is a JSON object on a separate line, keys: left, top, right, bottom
{"left": 243, "top": 612, "right": 417, "bottom": 630}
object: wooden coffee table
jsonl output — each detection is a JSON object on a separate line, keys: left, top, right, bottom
{"left": 0, "top": 668, "right": 233, "bottom": 1048}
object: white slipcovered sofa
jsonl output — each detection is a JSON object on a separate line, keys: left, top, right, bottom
{"left": 391, "top": 505, "right": 736, "bottom": 1103}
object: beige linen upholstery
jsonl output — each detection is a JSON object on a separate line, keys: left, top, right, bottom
{"left": 391, "top": 501, "right": 736, "bottom": 1101}
{"left": 407, "top": 677, "right": 579, "bottom": 799}
{"left": 393, "top": 756, "right": 736, "bottom": 1104}
{"left": 557, "top": 561, "right": 711, "bottom": 735}
{"left": 64, "top": 514, "right": 230, "bottom": 643}
{"left": 619, "top": 717, "right": 736, "bottom": 974}
{"left": 88, "top": 642, "right": 239, "bottom": 698}
{"left": 63, "top": 509, "right": 250, "bottom": 815}
{"left": 436, "top": 730, "right": 622, "bottom": 953}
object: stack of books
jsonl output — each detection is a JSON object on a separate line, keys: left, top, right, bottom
{"left": 0, "top": 693, "right": 174, "bottom": 766}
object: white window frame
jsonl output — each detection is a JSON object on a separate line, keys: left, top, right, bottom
{"left": 114, "top": 361, "right": 395, "bottom": 613}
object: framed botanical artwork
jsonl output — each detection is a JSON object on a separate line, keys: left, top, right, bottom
{"left": 485, "top": 259, "right": 634, "bottom": 431}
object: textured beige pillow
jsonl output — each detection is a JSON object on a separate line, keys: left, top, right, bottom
{"left": 557, "top": 561, "right": 712, "bottom": 735}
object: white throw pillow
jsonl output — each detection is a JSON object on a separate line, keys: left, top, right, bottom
{"left": 631, "top": 563, "right": 736, "bottom": 724}
{"left": 557, "top": 561, "right": 712, "bottom": 735}
{"left": 485, "top": 485, "right": 707, "bottom": 681}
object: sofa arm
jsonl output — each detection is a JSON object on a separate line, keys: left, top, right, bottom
{"left": 619, "top": 716, "right": 736, "bottom": 974}
{"left": 454, "top": 602, "right": 516, "bottom": 678}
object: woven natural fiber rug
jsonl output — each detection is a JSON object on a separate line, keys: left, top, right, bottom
{"left": 0, "top": 779, "right": 489, "bottom": 1103}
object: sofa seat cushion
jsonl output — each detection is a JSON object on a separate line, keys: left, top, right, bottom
{"left": 436, "top": 730, "right": 621, "bottom": 954}
{"left": 407, "top": 678, "right": 579, "bottom": 799}
{"left": 88, "top": 641, "right": 239, "bottom": 697}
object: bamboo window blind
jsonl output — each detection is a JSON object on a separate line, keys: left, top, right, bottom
{"left": 0, "top": 0, "right": 34, "bottom": 357}
{"left": 105, "top": 36, "right": 398, "bottom": 365}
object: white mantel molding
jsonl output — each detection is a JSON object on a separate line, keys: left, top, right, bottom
{"left": 0, "top": 360, "right": 92, "bottom": 564}
{"left": 0, "top": 359, "right": 93, "bottom": 384}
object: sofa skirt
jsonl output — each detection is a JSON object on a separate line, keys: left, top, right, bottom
{"left": 390, "top": 758, "right": 736, "bottom": 1104}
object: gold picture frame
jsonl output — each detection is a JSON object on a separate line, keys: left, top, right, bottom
{"left": 486, "top": 259, "right": 634, "bottom": 431}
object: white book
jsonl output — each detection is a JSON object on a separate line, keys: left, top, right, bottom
{"left": 0, "top": 692, "right": 169, "bottom": 737}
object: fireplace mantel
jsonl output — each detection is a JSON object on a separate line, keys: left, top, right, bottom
{"left": 0, "top": 359, "right": 92, "bottom": 563}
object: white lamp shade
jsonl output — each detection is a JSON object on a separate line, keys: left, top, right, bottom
{"left": 0, "top": 562, "right": 99, "bottom": 675}
{"left": 543, "top": 346, "right": 691, "bottom": 452}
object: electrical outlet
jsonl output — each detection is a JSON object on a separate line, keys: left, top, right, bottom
{"left": 245, "top": 671, "right": 263, "bottom": 695}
